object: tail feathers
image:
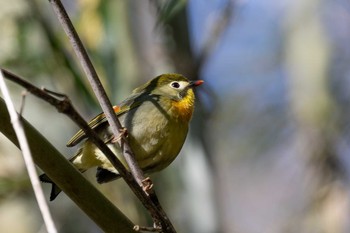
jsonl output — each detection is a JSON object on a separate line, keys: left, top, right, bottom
{"left": 96, "top": 167, "right": 121, "bottom": 184}
{"left": 39, "top": 173, "right": 62, "bottom": 201}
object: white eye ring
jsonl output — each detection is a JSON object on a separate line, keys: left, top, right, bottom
{"left": 170, "top": 81, "right": 181, "bottom": 89}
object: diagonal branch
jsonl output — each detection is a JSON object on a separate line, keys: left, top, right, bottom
{"left": 1, "top": 68, "right": 175, "bottom": 232}
{"left": 46, "top": 0, "right": 146, "bottom": 186}
{"left": 46, "top": 0, "right": 176, "bottom": 231}
{"left": 0, "top": 71, "right": 57, "bottom": 233}
{"left": 1, "top": 69, "right": 135, "bottom": 190}
{"left": 0, "top": 99, "right": 134, "bottom": 233}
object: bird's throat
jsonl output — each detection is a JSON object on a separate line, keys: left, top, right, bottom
{"left": 170, "top": 89, "right": 195, "bottom": 122}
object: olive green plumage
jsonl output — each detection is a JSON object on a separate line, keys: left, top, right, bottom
{"left": 40, "top": 73, "right": 203, "bottom": 201}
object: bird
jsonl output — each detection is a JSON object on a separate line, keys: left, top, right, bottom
{"left": 39, "top": 73, "right": 204, "bottom": 201}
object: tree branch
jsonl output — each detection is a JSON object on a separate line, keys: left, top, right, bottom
{"left": 1, "top": 68, "right": 176, "bottom": 232}
{"left": 47, "top": 0, "right": 146, "bottom": 185}
{"left": 0, "top": 99, "right": 134, "bottom": 233}
{"left": 46, "top": 0, "right": 176, "bottom": 231}
{"left": 0, "top": 71, "right": 57, "bottom": 233}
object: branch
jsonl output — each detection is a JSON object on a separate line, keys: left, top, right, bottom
{"left": 0, "top": 71, "right": 57, "bottom": 233}
{"left": 46, "top": 0, "right": 176, "bottom": 231}
{"left": 0, "top": 100, "right": 134, "bottom": 233}
{"left": 1, "top": 68, "right": 175, "bottom": 232}
{"left": 47, "top": 0, "right": 146, "bottom": 185}
{"left": 27, "top": 0, "right": 97, "bottom": 105}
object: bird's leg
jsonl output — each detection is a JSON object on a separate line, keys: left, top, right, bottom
{"left": 141, "top": 177, "right": 154, "bottom": 192}
{"left": 110, "top": 127, "right": 128, "bottom": 144}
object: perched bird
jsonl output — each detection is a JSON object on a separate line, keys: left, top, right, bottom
{"left": 40, "top": 73, "right": 203, "bottom": 201}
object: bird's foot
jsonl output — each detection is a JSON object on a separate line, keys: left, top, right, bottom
{"left": 110, "top": 127, "right": 128, "bottom": 144}
{"left": 141, "top": 177, "right": 154, "bottom": 193}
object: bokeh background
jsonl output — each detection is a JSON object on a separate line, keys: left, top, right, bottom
{"left": 1, "top": 0, "right": 350, "bottom": 232}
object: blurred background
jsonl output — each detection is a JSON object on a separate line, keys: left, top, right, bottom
{"left": 1, "top": 0, "right": 350, "bottom": 232}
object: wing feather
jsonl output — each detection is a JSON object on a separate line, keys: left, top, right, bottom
{"left": 66, "top": 93, "right": 143, "bottom": 147}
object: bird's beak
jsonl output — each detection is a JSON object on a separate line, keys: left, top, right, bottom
{"left": 189, "top": 80, "right": 204, "bottom": 87}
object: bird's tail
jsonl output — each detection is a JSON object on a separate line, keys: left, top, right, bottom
{"left": 40, "top": 149, "right": 87, "bottom": 201}
{"left": 39, "top": 173, "right": 62, "bottom": 201}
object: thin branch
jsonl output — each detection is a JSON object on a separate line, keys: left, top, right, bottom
{"left": 46, "top": 0, "right": 146, "bottom": 185}
{"left": 0, "top": 71, "right": 57, "bottom": 233}
{"left": 28, "top": 0, "right": 97, "bottom": 105}
{"left": 1, "top": 70, "right": 135, "bottom": 186}
{"left": 0, "top": 98, "right": 135, "bottom": 233}
{"left": 46, "top": 0, "right": 176, "bottom": 231}
{"left": 1, "top": 68, "right": 175, "bottom": 232}
{"left": 134, "top": 225, "right": 162, "bottom": 232}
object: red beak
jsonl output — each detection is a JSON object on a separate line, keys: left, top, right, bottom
{"left": 190, "top": 80, "right": 204, "bottom": 87}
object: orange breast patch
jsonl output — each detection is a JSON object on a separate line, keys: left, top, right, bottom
{"left": 171, "top": 89, "right": 195, "bottom": 122}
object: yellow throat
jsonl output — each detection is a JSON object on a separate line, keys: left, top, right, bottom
{"left": 171, "top": 89, "right": 195, "bottom": 122}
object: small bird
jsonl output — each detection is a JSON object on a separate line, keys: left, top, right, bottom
{"left": 40, "top": 73, "right": 203, "bottom": 200}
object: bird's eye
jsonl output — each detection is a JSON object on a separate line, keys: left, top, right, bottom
{"left": 171, "top": 82, "right": 180, "bottom": 89}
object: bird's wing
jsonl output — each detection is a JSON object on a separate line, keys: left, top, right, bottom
{"left": 66, "top": 94, "right": 142, "bottom": 147}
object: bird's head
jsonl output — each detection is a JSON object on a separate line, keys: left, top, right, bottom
{"left": 133, "top": 73, "right": 204, "bottom": 121}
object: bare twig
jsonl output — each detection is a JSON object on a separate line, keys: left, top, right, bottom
{"left": 46, "top": 0, "right": 176, "bottom": 231}
{"left": 1, "top": 68, "right": 176, "bottom": 232}
{"left": 46, "top": 0, "right": 146, "bottom": 185}
{"left": 134, "top": 225, "right": 162, "bottom": 232}
{"left": 19, "top": 90, "right": 28, "bottom": 115}
{"left": 1, "top": 70, "right": 135, "bottom": 185}
{"left": 0, "top": 98, "right": 135, "bottom": 233}
{"left": 28, "top": 0, "right": 96, "bottom": 105}
{"left": 0, "top": 71, "right": 57, "bottom": 233}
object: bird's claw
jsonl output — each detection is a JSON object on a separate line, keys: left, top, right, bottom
{"left": 141, "top": 177, "right": 153, "bottom": 193}
{"left": 110, "top": 127, "right": 128, "bottom": 144}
